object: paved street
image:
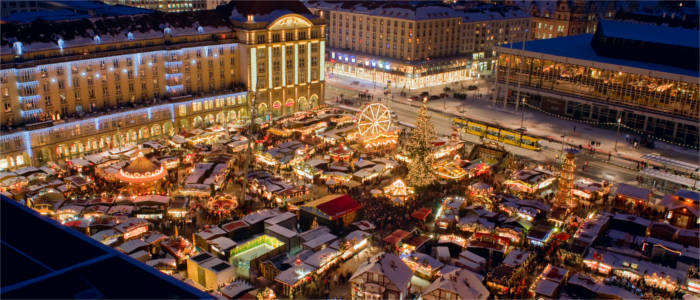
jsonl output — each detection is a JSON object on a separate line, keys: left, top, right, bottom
{"left": 324, "top": 74, "right": 700, "bottom": 190}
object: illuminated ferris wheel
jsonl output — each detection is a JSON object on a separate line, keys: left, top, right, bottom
{"left": 357, "top": 103, "right": 392, "bottom": 136}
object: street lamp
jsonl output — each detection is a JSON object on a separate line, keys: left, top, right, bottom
{"left": 614, "top": 117, "right": 621, "bottom": 152}
{"left": 519, "top": 97, "right": 526, "bottom": 129}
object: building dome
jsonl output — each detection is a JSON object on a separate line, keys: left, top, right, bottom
{"left": 116, "top": 152, "right": 166, "bottom": 184}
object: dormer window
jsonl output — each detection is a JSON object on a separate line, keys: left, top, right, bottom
{"left": 247, "top": 14, "right": 254, "bottom": 22}
{"left": 197, "top": 26, "right": 204, "bottom": 34}
{"left": 127, "top": 32, "right": 134, "bottom": 41}
{"left": 164, "top": 27, "right": 172, "bottom": 35}
{"left": 94, "top": 35, "right": 102, "bottom": 44}
{"left": 13, "top": 41, "right": 22, "bottom": 56}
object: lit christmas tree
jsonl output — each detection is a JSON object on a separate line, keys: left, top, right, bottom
{"left": 405, "top": 101, "right": 437, "bottom": 187}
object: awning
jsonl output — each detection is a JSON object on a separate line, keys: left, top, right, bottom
{"left": 641, "top": 168, "right": 699, "bottom": 188}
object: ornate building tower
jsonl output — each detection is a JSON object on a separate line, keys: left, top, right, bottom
{"left": 556, "top": 148, "right": 578, "bottom": 207}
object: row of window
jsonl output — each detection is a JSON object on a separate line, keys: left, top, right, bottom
{"left": 255, "top": 30, "right": 321, "bottom": 44}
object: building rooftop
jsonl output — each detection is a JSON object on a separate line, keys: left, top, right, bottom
{"left": 502, "top": 34, "right": 699, "bottom": 78}
{"left": 0, "top": 195, "right": 208, "bottom": 298}
{"left": 422, "top": 268, "right": 489, "bottom": 300}
{"left": 598, "top": 19, "right": 699, "bottom": 48}
{"left": 351, "top": 253, "right": 412, "bottom": 295}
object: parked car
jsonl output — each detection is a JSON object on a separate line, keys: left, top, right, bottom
{"left": 410, "top": 95, "right": 420, "bottom": 101}
{"left": 468, "top": 85, "right": 478, "bottom": 90}
{"left": 429, "top": 95, "right": 440, "bottom": 100}
{"left": 420, "top": 91, "right": 430, "bottom": 97}
{"left": 440, "top": 93, "right": 448, "bottom": 98}
{"left": 443, "top": 87, "right": 451, "bottom": 92}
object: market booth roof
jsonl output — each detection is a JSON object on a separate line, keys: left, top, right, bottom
{"left": 411, "top": 208, "right": 433, "bottom": 221}
{"left": 301, "top": 194, "right": 361, "bottom": 221}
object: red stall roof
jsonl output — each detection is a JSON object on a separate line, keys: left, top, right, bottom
{"left": 411, "top": 207, "right": 433, "bottom": 221}
{"left": 313, "top": 194, "right": 361, "bottom": 220}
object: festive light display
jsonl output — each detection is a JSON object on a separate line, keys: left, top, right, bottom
{"left": 555, "top": 149, "right": 578, "bottom": 207}
{"left": 405, "top": 101, "right": 437, "bottom": 187}
{"left": 357, "top": 103, "right": 392, "bottom": 136}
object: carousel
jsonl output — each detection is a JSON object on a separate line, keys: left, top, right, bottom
{"left": 207, "top": 195, "right": 238, "bottom": 215}
{"left": 115, "top": 152, "right": 167, "bottom": 192}
{"left": 383, "top": 179, "right": 415, "bottom": 205}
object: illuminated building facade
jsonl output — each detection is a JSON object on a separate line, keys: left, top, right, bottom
{"left": 0, "top": 1, "right": 326, "bottom": 170}
{"left": 509, "top": 0, "right": 600, "bottom": 40}
{"left": 104, "top": 0, "right": 227, "bottom": 12}
{"left": 305, "top": 1, "right": 529, "bottom": 89}
{"left": 495, "top": 20, "right": 699, "bottom": 148}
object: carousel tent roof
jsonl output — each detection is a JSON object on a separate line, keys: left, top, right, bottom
{"left": 122, "top": 153, "right": 161, "bottom": 175}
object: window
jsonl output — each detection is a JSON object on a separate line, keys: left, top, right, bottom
{"left": 257, "top": 34, "right": 266, "bottom": 43}
{"left": 272, "top": 33, "right": 281, "bottom": 42}
{"left": 285, "top": 32, "right": 294, "bottom": 41}
{"left": 258, "top": 62, "right": 266, "bottom": 73}
{"left": 299, "top": 31, "right": 307, "bottom": 40}
{"left": 272, "top": 47, "right": 280, "bottom": 57}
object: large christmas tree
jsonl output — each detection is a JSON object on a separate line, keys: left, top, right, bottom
{"left": 405, "top": 101, "right": 437, "bottom": 187}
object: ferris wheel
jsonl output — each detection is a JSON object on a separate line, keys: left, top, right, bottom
{"left": 357, "top": 103, "right": 392, "bottom": 136}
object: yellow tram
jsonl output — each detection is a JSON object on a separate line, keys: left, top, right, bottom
{"left": 453, "top": 118, "right": 542, "bottom": 151}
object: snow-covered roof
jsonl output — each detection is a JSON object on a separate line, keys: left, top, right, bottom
{"left": 307, "top": 1, "right": 467, "bottom": 21}
{"left": 422, "top": 268, "right": 489, "bottom": 300}
{"left": 502, "top": 250, "right": 531, "bottom": 267}
{"left": 303, "top": 232, "right": 337, "bottom": 250}
{"left": 197, "top": 226, "right": 226, "bottom": 240}
{"left": 266, "top": 224, "right": 298, "bottom": 239}
{"left": 351, "top": 253, "right": 412, "bottom": 295}
{"left": 117, "top": 238, "right": 148, "bottom": 254}
{"left": 276, "top": 262, "right": 316, "bottom": 286}
{"left": 221, "top": 280, "right": 254, "bottom": 299}
{"left": 210, "top": 236, "right": 237, "bottom": 251}
{"left": 304, "top": 247, "right": 339, "bottom": 269}
{"left": 243, "top": 208, "right": 281, "bottom": 225}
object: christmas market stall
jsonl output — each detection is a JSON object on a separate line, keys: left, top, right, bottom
{"left": 383, "top": 229, "right": 412, "bottom": 252}
{"left": 299, "top": 194, "right": 361, "bottom": 231}
{"left": 436, "top": 196, "right": 466, "bottom": 229}
{"left": 468, "top": 181, "right": 493, "bottom": 207}
{"left": 573, "top": 178, "right": 611, "bottom": 206}
{"left": 383, "top": 179, "right": 415, "bottom": 205}
{"left": 504, "top": 168, "right": 555, "bottom": 196}
{"left": 275, "top": 257, "right": 316, "bottom": 297}
{"left": 613, "top": 183, "right": 652, "bottom": 212}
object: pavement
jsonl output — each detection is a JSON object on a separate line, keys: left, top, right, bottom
{"left": 325, "top": 73, "right": 699, "bottom": 166}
